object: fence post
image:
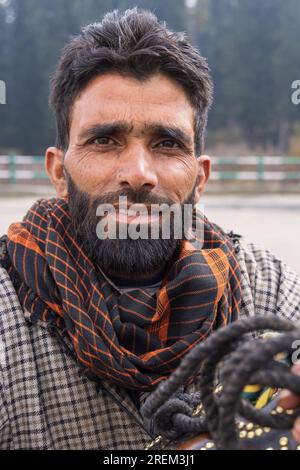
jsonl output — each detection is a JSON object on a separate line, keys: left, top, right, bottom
{"left": 9, "top": 154, "right": 16, "bottom": 185}
{"left": 257, "top": 156, "right": 264, "bottom": 181}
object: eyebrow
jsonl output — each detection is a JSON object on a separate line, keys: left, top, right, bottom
{"left": 144, "top": 123, "right": 193, "bottom": 147}
{"left": 78, "top": 121, "right": 193, "bottom": 147}
{"left": 78, "top": 122, "right": 133, "bottom": 142}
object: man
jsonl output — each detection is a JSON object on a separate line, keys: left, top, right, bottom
{"left": 0, "top": 8, "right": 299, "bottom": 450}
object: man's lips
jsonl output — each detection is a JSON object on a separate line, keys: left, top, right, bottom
{"left": 112, "top": 210, "right": 160, "bottom": 224}
{"left": 107, "top": 204, "right": 161, "bottom": 224}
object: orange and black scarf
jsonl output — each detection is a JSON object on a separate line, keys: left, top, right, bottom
{"left": 2, "top": 198, "right": 242, "bottom": 390}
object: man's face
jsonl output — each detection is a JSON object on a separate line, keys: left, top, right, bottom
{"left": 66, "top": 72, "right": 198, "bottom": 202}
{"left": 46, "top": 73, "right": 210, "bottom": 277}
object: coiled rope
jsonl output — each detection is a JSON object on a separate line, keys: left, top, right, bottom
{"left": 141, "top": 315, "right": 300, "bottom": 449}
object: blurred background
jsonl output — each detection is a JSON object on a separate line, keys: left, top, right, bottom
{"left": 0, "top": 0, "right": 300, "bottom": 273}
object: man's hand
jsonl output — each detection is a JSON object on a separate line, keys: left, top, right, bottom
{"left": 278, "top": 362, "right": 300, "bottom": 443}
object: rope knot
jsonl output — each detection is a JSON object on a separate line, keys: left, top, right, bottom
{"left": 152, "top": 397, "right": 194, "bottom": 440}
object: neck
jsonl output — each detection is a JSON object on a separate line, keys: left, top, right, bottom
{"left": 106, "top": 266, "right": 166, "bottom": 282}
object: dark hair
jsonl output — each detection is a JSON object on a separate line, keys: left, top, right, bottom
{"left": 49, "top": 7, "right": 213, "bottom": 155}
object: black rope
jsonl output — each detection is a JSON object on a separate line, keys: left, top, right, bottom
{"left": 141, "top": 315, "right": 300, "bottom": 449}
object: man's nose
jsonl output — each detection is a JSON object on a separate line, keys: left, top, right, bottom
{"left": 116, "top": 144, "right": 158, "bottom": 191}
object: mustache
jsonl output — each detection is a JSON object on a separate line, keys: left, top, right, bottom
{"left": 64, "top": 167, "right": 195, "bottom": 209}
{"left": 89, "top": 188, "right": 176, "bottom": 208}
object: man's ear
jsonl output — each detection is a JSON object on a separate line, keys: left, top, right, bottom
{"left": 194, "top": 154, "right": 211, "bottom": 204}
{"left": 45, "top": 147, "right": 68, "bottom": 198}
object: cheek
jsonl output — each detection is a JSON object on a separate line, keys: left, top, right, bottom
{"left": 158, "top": 157, "right": 198, "bottom": 201}
{"left": 64, "top": 149, "right": 114, "bottom": 194}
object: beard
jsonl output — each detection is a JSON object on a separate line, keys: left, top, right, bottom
{"left": 65, "top": 170, "right": 196, "bottom": 278}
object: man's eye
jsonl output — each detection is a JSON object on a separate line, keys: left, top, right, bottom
{"left": 157, "top": 140, "right": 181, "bottom": 149}
{"left": 92, "top": 137, "right": 115, "bottom": 145}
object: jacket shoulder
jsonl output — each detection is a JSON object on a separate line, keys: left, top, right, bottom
{"left": 235, "top": 234, "right": 300, "bottom": 322}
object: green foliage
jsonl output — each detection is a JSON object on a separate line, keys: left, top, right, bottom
{"left": 196, "top": 0, "right": 300, "bottom": 151}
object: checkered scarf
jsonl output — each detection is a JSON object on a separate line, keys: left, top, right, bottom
{"left": 3, "top": 198, "right": 242, "bottom": 390}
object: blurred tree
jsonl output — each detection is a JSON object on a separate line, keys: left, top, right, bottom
{"left": 196, "top": 0, "right": 300, "bottom": 151}
{"left": 0, "top": 1, "right": 12, "bottom": 149}
{"left": 273, "top": 0, "right": 300, "bottom": 151}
